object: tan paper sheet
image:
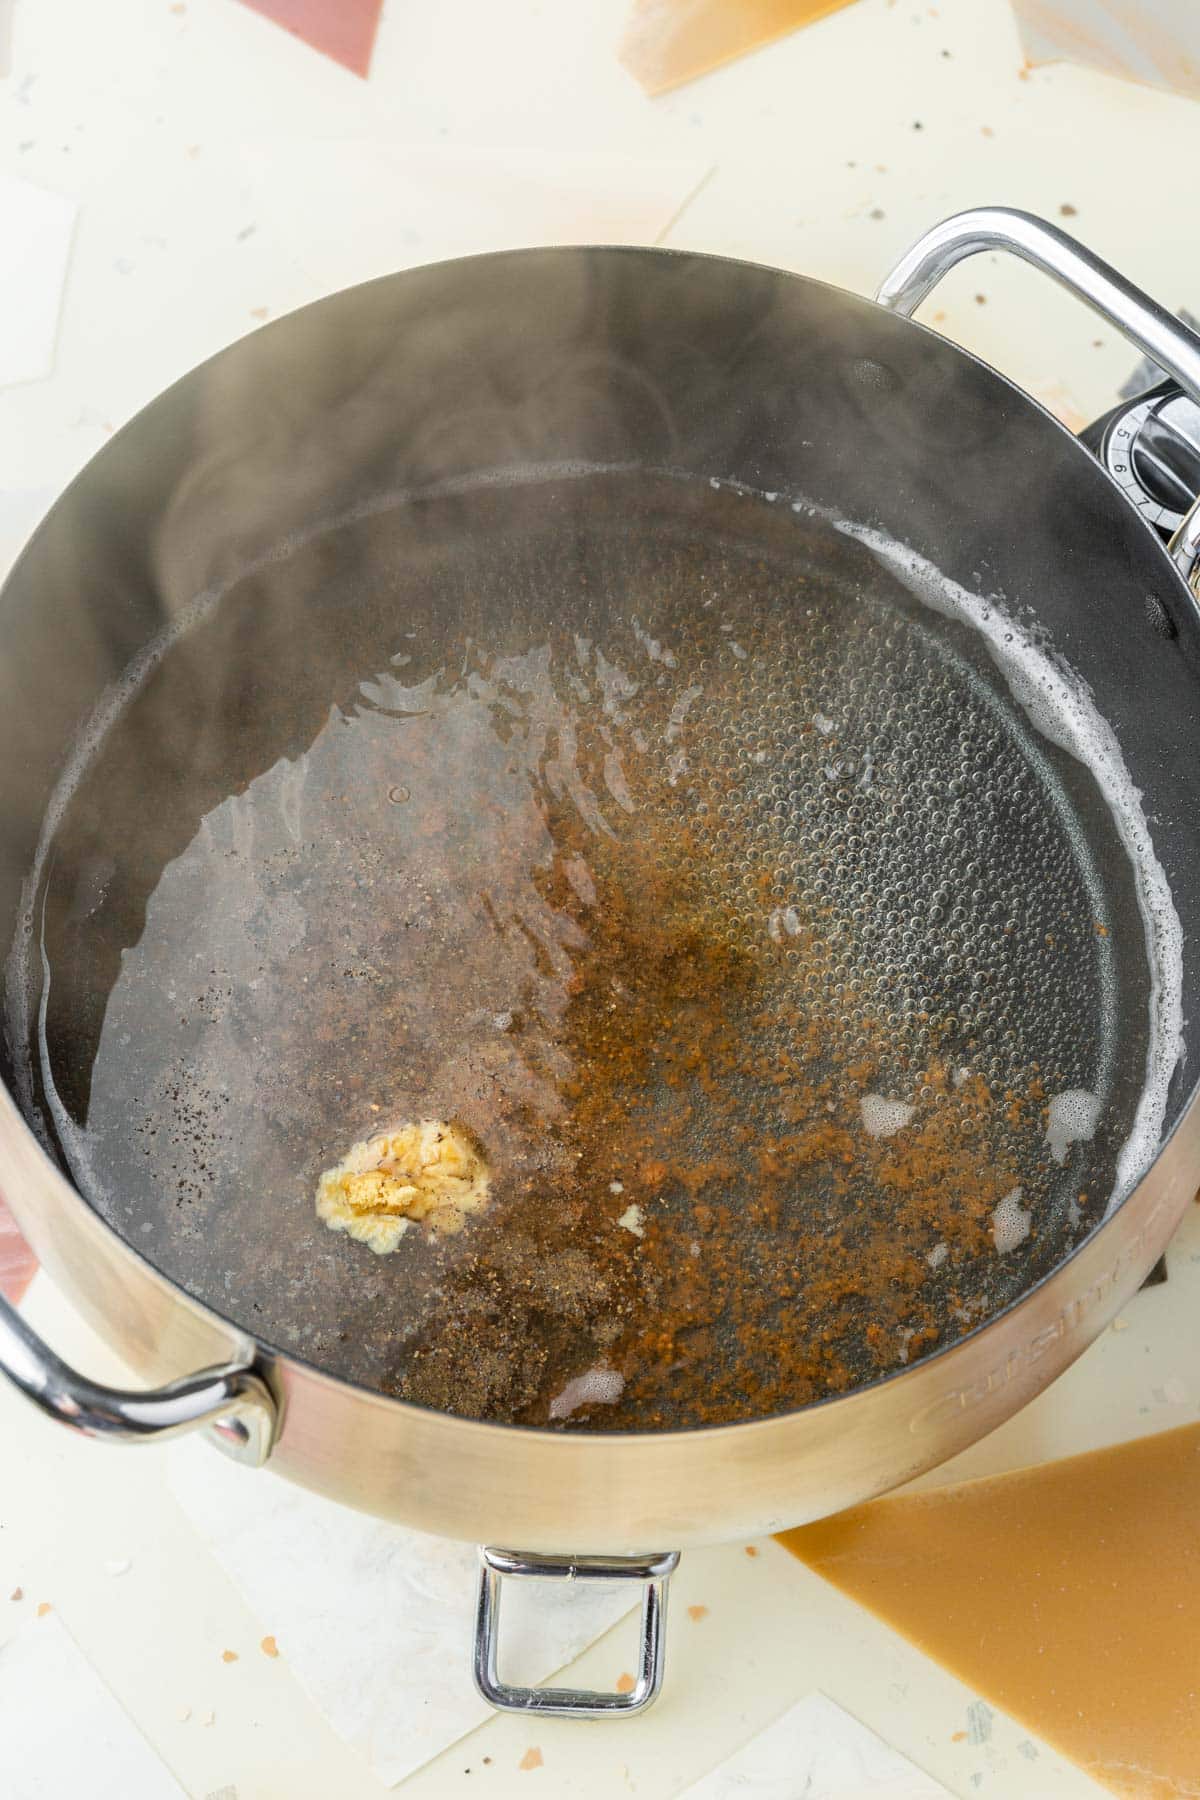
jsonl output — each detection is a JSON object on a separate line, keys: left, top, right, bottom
{"left": 781, "top": 1423, "right": 1200, "bottom": 1798}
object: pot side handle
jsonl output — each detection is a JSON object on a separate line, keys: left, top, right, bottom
{"left": 0, "top": 1289, "right": 277, "bottom": 1467}
{"left": 876, "top": 206, "right": 1200, "bottom": 403}
{"left": 876, "top": 206, "right": 1200, "bottom": 597}
{"left": 474, "top": 1548, "right": 680, "bottom": 1718}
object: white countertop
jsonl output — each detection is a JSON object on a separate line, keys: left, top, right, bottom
{"left": 3, "top": 2, "right": 1200, "bottom": 1794}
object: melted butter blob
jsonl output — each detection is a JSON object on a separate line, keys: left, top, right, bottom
{"left": 317, "top": 1119, "right": 489, "bottom": 1252}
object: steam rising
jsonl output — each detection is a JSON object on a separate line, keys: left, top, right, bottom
{"left": 7, "top": 463, "right": 1185, "bottom": 1265}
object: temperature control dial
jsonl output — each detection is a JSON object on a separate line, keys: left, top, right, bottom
{"left": 1082, "top": 379, "right": 1200, "bottom": 537}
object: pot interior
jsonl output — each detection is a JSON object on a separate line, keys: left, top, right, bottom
{"left": 2, "top": 249, "right": 1197, "bottom": 1434}
{"left": 9, "top": 464, "right": 1165, "bottom": 1429}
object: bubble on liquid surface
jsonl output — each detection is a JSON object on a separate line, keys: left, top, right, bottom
{"left": 860, "top": 1094, "right": 916, "bottom": 1138}
{"left": 1045, "top": 1089, "right": 1102, "bottom": 1166}
{"left": 549, "top": 1367, "right": 626, "bottom": 1420}
{"left": 992, "top": 1187, "right": 1032, "bottom": 1254}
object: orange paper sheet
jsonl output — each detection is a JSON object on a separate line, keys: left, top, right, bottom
{"left": 780, "top": 1423, "right": 1200, "bottom": 1798}
{"left": 620, "top": 0, "right": 861, "bottom": 95}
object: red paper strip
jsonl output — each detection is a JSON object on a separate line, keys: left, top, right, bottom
{"left": 236, "top": 0, "right": 383, "bottom": 79}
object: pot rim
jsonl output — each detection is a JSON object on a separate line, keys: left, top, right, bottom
{"left": 4, "top": 240, "right": 1197, "bottom": 1449}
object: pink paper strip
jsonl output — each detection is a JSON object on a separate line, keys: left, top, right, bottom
{"left": 237, "top": 0, "right": 383, "bottom": 79}
{"left": 0, "top": 1198, "right": 36, "bottom": 1304}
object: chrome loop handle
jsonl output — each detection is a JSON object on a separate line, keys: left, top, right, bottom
{"left": 877, "top": 207, "right": 1200, "bottom": 407}
{"left": 0, "top": 1289, "right": 277, "bottom": 1467}
{"left": 878, "top": 207, "right": 1200, "bottom": 592}
{"left": 473, "top": 1547, "right": 679, "bottom": 1718}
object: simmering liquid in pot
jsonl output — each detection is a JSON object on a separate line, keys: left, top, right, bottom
{"left": 21, "top": 472, "right": 1156, "bottom": 1428}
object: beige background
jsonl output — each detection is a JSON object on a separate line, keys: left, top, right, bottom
{"left": 4, "top": 0, "right": 1200, "bottom": 1793}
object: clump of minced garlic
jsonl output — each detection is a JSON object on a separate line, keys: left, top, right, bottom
{"left": 316, "top": 1120, "right": 489, "bottom": 1254}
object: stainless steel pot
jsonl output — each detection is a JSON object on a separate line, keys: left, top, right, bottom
{"left": 3, "top": 209, "right": 1199, "bottom": 1716}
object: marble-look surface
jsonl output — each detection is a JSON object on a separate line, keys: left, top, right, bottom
{"left": 0, "top": 1611, "right": 186, "bottom": 1799}
{"left": 168, "top": 1439, "right": 637, "bottom": 1788}
{"left": 678, "top": 1694, "right": 953, "bottom": 1798}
